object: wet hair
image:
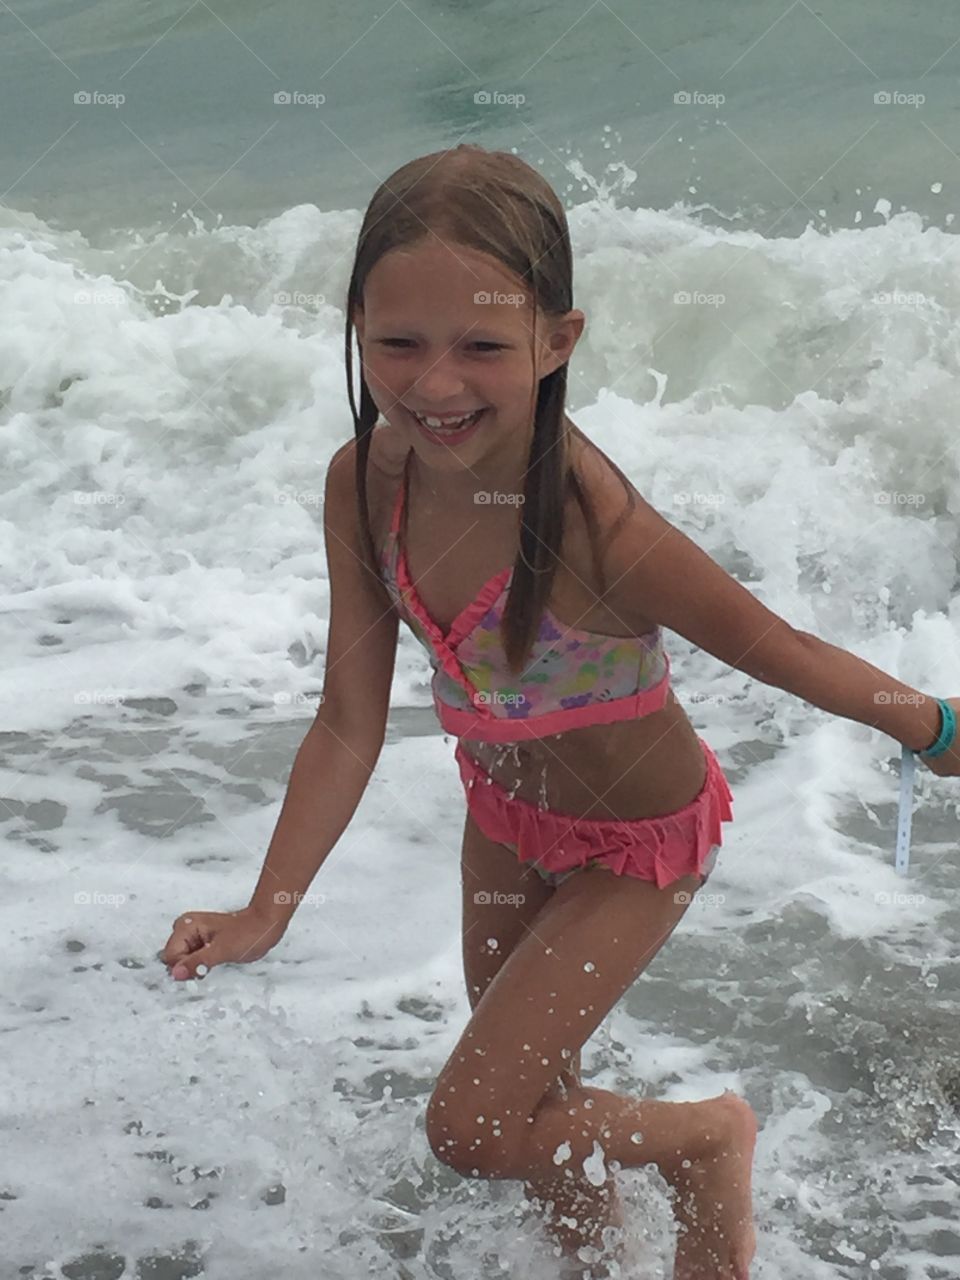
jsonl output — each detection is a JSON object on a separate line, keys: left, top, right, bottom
{"left": 344, "top": 142, "right": 635, "bottom": 674}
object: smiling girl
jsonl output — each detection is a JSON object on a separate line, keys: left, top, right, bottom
{"left": 164, "top": 144, "right": 960, "bottom": 1278}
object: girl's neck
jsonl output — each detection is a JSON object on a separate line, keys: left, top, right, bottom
{"left": 407, "top": 441, "right": 530, "bottom": 508}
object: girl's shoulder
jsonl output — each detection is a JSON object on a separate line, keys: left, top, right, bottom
{"left": 364, "top": 420, "right": 408, "bottom": 559}
{"left": 563, "top": 432, "right": 658, "bottom": 636}
{"left": 567, "top": 431, "right": 639, "bottom": 551}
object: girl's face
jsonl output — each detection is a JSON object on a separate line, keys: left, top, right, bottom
{"left": 353, "top": 240, "right": 583, "bottom": 472}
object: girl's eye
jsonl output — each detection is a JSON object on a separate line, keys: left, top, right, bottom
{"left": 376, "top": 339, "right": 505, "bottom": 351}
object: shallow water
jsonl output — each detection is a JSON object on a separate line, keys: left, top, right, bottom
{"left": 2, "top": 698, "right": 960, "bottom": 1277}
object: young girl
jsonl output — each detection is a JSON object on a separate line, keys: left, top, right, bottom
{"left": 162, "top": 144, "right": 960, "bottom": 1279}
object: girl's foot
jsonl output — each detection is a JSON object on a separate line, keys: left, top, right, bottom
{"left": 664, "top": 1092, "right": 758, "bottom": 1280}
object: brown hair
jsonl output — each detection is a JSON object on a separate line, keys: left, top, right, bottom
{"left": 344, "top": 142, "right": 635, "bottom": 675}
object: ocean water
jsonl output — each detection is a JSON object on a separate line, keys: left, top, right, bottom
{"left": 3, "top": 2, "right": 960, "bottom": 1278}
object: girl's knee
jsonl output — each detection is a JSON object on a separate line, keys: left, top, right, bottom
{"left": 540, "top": 1061, "right": 580, "bottom": 1110}
{"left": 426, "top": 1080, "right": 531, "bottom": 1179}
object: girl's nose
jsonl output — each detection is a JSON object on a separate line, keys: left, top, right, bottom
{"left": 410, "top": 360, "right": 466, "bottom": 402}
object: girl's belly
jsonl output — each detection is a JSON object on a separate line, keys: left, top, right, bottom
{"left": 458, "top": 690, "right": 709, "bottom": 821}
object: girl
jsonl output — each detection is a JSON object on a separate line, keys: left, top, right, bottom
{"left": 162, "top": 144, "right": 960, "bottom": 1279}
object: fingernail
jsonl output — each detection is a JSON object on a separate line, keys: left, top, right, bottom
{"left": 172, "top": 964, "right": 189, "bottom": 980}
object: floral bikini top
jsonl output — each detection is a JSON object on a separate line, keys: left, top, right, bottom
{"left": 378, "top": 450, "right": 671, "bottom": 742}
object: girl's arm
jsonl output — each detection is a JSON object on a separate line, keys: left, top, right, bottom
{"left": 755, "top": 631, "right": 941, "bottom": 751}
{"left": 603, "top": 493, "right": 941, "bottom": 752}
{"left": 246, "top": 714, "right": 385, "bottom": 926}
{"left": 163, "top": 441, "right": 399, "bottom": 978}
{"left": 248, "top": 439, "right": 399, "bottom": 928}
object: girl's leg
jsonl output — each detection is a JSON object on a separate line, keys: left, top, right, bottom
{"left": 519, "top": 1051, "right": 627, "bottom": 1264}
{"left": 459, "top": 815, "right": 623, "bottom": 1257}
{"left": 441, "top": 851, "right": 757, "bottom": 1278}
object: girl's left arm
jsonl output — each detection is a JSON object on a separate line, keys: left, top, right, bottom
{"left": 604, "top": 494, "right": 958, "bottom": 771}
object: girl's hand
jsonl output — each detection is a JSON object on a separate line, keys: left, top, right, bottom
{"left": 160, "top": 905, "right": 287, "bottom": 980}
{"left": 916, "top": 697, "right": 960, "bottom": 777}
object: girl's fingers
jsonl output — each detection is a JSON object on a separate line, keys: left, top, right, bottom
{"left": 170, "top": 946, "right": 215, "bottom": 980}
{"left": 161, "top": 914, "right": 208, "bottom": 966}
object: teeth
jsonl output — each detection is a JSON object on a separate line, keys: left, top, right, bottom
{"left": 413, "top": 409, "right": 482, "bottom": 432}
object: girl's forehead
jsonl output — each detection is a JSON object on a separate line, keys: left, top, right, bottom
{"left": 361, "top": 278, "right": 539, "bottom": 345}
{"left": 365, "top": 243, "right": 530, "bottom": 303}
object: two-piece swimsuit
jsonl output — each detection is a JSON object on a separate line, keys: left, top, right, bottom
{"left": 379, "top": 449, "right": 734, "bottom": 890}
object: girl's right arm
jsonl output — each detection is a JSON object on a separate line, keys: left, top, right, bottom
{"left": 162, "top": 439, "right": 399, "bottom": 980}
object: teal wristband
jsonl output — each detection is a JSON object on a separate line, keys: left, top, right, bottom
{"left": 917, "top": 697, "right": 957, "bottom": 759}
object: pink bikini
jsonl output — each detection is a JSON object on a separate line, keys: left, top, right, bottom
{"left": 380, "top": 450, "right": 734, "bottom": 890}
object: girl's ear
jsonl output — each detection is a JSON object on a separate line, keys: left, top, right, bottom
{"left": 539, "top": 309, "right": 585, "bottom": 377}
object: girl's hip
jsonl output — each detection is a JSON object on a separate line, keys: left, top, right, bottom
{"left": 453, "top": 735, "right": 734, "bottom": 892}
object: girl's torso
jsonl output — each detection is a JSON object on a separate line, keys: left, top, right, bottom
{"left": 367, "top": 420, "right": 708, "bottom": 822}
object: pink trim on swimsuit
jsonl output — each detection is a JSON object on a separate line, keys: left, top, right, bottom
{"left": 455, "top": 735, "right": 734, "bottom": 890}
{"left": 380, "top": 450, "right": 672, "bottom": 741}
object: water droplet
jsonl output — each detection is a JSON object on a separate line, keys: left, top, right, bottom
{"left": 582, "top": 1140, "right": 608, "bottom": 1187}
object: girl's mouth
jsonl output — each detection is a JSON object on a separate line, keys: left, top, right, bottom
{"left": 408, "top": 407, "right": 487, "bottom": 443}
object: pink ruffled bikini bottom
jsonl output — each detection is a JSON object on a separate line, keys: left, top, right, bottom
{"left": 454, "top": 735, "right": 734, "bottom": 891}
